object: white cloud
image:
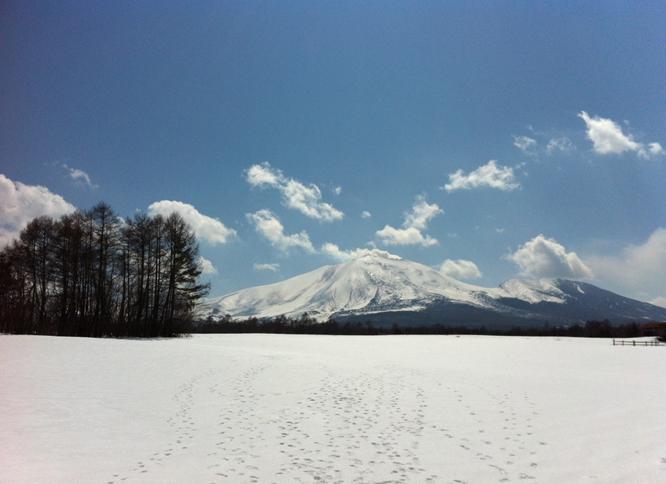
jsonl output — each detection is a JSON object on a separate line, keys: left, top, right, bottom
{"left": 253, "top": 262, "right": 280, "bottom": 272}
{"left": 439, "top": 259, "right": 482, "bottom": 280}
{"left": 376, "top": 226, "right": 438, "bottom": 247}
{"left": 247, "top": 209, "right": 314, "bottom": 253}
{"left": 361, "top": 210, "right": 372, "bottom": 219}
{"left": 0, "top": 174, "right": 76, "bottom": 247}
{"left": 333, "top": 186, "right": 342, "bottom": 195}
{"left": 62, "top": 164, "right": 96, "bottom": 188}
{"left": 443, "top": 160, "right": 520, "bottom": 192}
{"left": 578, "top": 111, "right": 663, "bottom": 158}
{"left": 546, "top": 137, "right": 574, "bottom": 154}
{"left": 513, "top": 136, "right": 537, "bottom": 153}
{"left": 147, "top": 200, "right": 236, "bottom": 245}
{"left": 320, "top": 242, "right": 352, "bottom": 260}
{"left": 586, "top": 228, "right": 666, "bottom": 304}
{"left": 375, "top": 196, "right": 442, "bottom": 247}
{"left": 647, "top": 142, "right": 664, "bottom": 156}
{"left": 507, "top": 234, "right": 593, "bottom": 279}
{"left": 404, "top": 197, "right": 442, "bottom": 230}
{"left": 321, "top": 243, "right": 401, "bottom": 261}
{"left": 650, "top": 296, "right": 666, "bottom": 308}
{"left": 197, "top": 256, "right": 218, "bottom": 275}
{"left": 245, "top": 162, "right": 343, "bottom": 222}
{"left": 578, "top": 111, "right": 640, "bottom": 155}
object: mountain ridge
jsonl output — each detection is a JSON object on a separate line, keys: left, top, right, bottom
{"left": 201, "top": 251, "right": 666, "bottom": 327}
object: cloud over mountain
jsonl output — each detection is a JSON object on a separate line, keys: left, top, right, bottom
{"left": 376, "top": 196, "right": 442, "bottom": 247}
{"left": 439, "top": 259, "right": 482, "bottom": 280}
{"left": 247, "top": 209, "right": 315, "bottom": 253}
{"left": 507, "top": 234, "right": 592, "bottom": 279}
{"left": 587, "top": 228, "right": 666, "bottom": 305}
{"left": 321, "top": 243, "right": 400, "bottom": 261}
{"left": 246, "top": 162, "right": 344, "bottom": 222}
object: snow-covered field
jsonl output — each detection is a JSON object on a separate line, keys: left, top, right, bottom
{"left": 1, "top": 334, "right": 665, "bottom": 483}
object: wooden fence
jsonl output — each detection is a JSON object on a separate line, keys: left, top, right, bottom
{"left": 612, "top": 339, "right": 664, "bottom": 347}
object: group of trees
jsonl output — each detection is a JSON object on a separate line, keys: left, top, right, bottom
{"left": 0, "top": 202, "right": 208, "bottom": 337}
{"left": 194, "top": 315, "right": 647, "bottom": 338}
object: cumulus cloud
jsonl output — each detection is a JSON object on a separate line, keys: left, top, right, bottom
{"left": 439, "top": 259, "right": 482, "bottom": 280}
{"left": 361, "top": 210, "right": 372, "bottom": 219}
{"left": 513, "top": 136, "right": 537, "bottom": 154}
{"left": 147, "top": 200, "right": 236, "bottom": 245}
{"left": 375, "top": 196, "right": 442, "bottom": 247}
{"left": 578, "top": 111, "right": 663, "bottom": 159}
{"left": 546, "top": 137, "right": 574, "bottom": 154}
{"left": 320, "top": 242, "right": 353, "bottom": 260}
{"left": 253, "top": 262, "right": 280, "bottom": 272}
{"left": 197, "top": 256, "right": 218, "bottom": 275}
{"left": 247, "top": 209, "right": 315, "bottom": 253}
{"left": 507, "top": 234, "right": 593, "bottom": 280}
{"left": 321, "top": 243, "right": 401, "bottom": 261}
{"left": 376, "top": 226, "right": 438, "bottom": 247}
{"left": 578, "top": 111, "right": 640, "bottom": 155}
{"left": 245, "top": 162, "right": 343, "bottom": 222}
{"left": 647, "top": 142, "right": 664, "bottom": 156}
{"left": 0, "top": 174, "right": 76, "bottom": 247}
{"left": 62, "top": 164, "right": 97, "bottom": 188}
{"left": 404, "top": 197, "right": 442, "bottom": 230}
{"left": 586, "top": 228, "right": 666, "bottom": 304}
{"left": 443, "top": 160, "right": 520, "bottom": 192}
{"left": 333, "top": 186, "right": 342, "bottom": 195}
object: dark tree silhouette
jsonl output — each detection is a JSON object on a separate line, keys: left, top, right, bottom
{"left": 0, "top": 203, "right": 209, "bottom": 337}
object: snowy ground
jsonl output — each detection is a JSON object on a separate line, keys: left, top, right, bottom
{"left": 1, "top": 334, "right": 665, "bottom": 484}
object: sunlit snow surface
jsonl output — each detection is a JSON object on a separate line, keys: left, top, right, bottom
{"left": 1, "top": 334, "right": 665, "bottom": 483}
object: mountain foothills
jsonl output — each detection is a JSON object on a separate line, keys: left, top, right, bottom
{"left": 202, "top": 250, "right": 666, "bottom": 328}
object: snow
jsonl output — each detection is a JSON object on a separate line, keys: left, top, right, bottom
{"left": 204, "top": 252, "right": 508, "bottom": 321}
{"left": 493, "top": 278, "right": 568, "bottom": 304}
{"left": 202, "top": 253, "right": 666, "bottom": 323}
{"left": 1, "top": 334, "right": 665, "bottom": 483}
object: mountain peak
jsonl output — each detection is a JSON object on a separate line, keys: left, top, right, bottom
{"left": 343, "top": 248, "right": 403, "bottom": 261}
{"left": 203, "top": 256, "right": 666, "bottom": 325}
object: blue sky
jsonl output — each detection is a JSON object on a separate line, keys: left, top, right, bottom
{"left": 1, "top": 1, "right": 665, "bottom": 304}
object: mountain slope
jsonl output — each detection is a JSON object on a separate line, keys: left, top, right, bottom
{"left": 202, "top": 251, "right": 666, "bottom": 326}
{"left": 204, "top": 250, "right": 492, "bottom": 320}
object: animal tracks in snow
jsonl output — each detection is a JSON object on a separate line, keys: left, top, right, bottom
{"left": 106, "top": 362, "right": 545, "bottom": 483}
{"left": 4, "top": 335, "right": 663, "bottom": 483}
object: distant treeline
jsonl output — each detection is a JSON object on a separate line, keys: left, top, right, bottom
{"left": 0, "top": 202, "right": 208, "bottom": 337}
{"left": 194, "top": 315, "right": 652, "bottom": 338}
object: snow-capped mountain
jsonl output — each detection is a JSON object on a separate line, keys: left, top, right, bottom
{"left": 201, "top": 250, "right": 666, "bottom": 327}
